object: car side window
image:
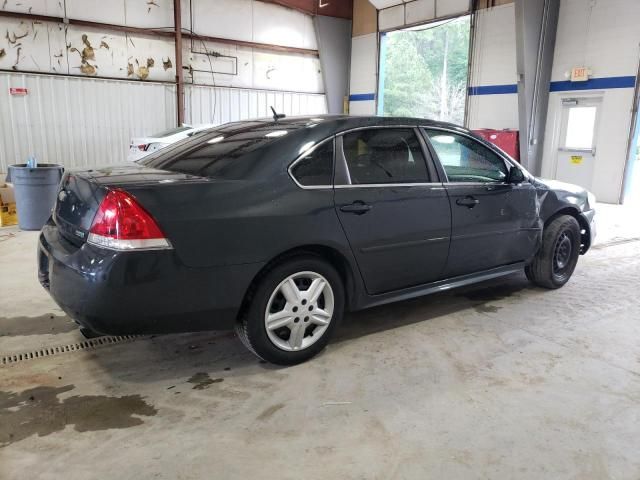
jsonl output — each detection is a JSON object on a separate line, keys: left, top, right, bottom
{"left": 425, "top": 129, "right": 508, "bottom": 183}
{"left": 290, "top": 139, "right": 334, "bottom": 187}
{"left": 342, "top": 128, "right": 429, "bottom": 185}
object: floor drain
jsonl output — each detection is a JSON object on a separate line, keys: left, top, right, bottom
{"left": 1, "top": 335, "right": 140, "bottom": 365}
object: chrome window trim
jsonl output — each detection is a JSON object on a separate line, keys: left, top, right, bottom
{"left": 422, "top": 126, "right": 514, "bottom": 185}
{"left": 334, "top": 183, "right": 445, "bottom": 189}
{"left": 336, "top": 124, "right": 419, "bottom": 134}
{"left": 286, "top": 124, "right": 525, "bottom": 191}
{"left": 443, "top": 182, "right": 509, "bottom": 187}
{"left": 413, "top": 126, "right": 440, "bottom": 181}
{"left": 287, "top": 136, "right": 336, "bottom": 190}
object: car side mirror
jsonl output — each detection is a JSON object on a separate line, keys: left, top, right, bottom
{"left": 508, "top": 167, "right": 525, "bottom": 184}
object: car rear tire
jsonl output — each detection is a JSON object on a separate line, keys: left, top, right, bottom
{"left": 235, "top": 256, "right": 345, "bottom": 365}
{"left": 525, "top": 215, "right": 581, "bottom": 289}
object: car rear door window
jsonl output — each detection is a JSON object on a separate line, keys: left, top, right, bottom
{"left": 290, "top": 139, "right": 334, "bottom": 187}
{"left": 342, "top": 128, "right": 429, "bottom": 184}
{"left": 425, "top": 129, "right": 508, "bottom": 183}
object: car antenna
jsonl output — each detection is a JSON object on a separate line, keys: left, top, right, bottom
{"left": 270, "top": 106, "right": 286, "bottom": 122}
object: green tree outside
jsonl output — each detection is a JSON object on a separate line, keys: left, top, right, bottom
{"left": 381, "top": 17, "right": 471, "bottom": 125}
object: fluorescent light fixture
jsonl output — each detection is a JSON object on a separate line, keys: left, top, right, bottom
{"left": 265, "top": 130, "right": 288, "bottom": 138}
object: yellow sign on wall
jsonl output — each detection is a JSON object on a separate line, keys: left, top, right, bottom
{"left": 570, "top": 155, "right": 583, "bottom": 165}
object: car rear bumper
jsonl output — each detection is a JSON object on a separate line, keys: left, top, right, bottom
{"left": 38, "top": 221, "right": 264, "bottom": 335}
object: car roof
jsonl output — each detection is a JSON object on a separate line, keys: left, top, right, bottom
{"left": 182, "top": 116, "right": 467, "bottom": 147}
{"left": 172, "top": 114, "right": 472, "bottom": 163}
{"left": 137, "top": 114, "right": 519, "bottom": 181}
{"left": 203, "top": 115, "right": 461, "bottom": 132}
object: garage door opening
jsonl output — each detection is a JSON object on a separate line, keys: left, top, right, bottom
{"left": 377, "top": 16, "right": 471, "bottom": 126}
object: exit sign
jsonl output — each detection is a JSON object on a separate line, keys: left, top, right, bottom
{"left": 570, "top": 67, "right": 589, "bottom": 82}
{"left": 9, "top": 87, "right": 28, "bottom": 96}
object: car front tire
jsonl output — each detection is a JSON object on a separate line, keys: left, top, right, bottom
{"left": 235, "top": 255, "right": 345, "bottom": 365}
{"left": 525, "top": 215, "right": 581, "bottom": 289}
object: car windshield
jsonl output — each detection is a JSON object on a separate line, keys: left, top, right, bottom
{"left": 150, "top": 126, "right": 193, "bottom": 138}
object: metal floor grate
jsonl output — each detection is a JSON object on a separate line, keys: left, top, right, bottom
{"left": 1, "top": 335, "right": 139, "bottom": 365}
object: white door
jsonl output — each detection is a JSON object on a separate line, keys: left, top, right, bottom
{"left": 554, "top": 97, "right": 602, "bottom": 190}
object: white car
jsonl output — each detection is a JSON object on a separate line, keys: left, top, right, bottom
{"left": 128, "top": 124, "right": 215, "bottom": 161}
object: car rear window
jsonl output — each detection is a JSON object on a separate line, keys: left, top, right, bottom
{"left": 140, "top": 124, "right": 296, "bottom": 179}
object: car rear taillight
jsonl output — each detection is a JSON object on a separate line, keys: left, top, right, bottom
{"left": 87, "top": 189, "right": 172, "bottom": 251}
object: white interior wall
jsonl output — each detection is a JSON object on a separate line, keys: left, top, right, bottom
{"left": 183, "top": 0, "right": 318, "bottom": 50}
{"left": 187, "top": 40, "right": 323, "bottom": 94}
{"left": 1, "top": 0, "right": 318, "bottom": 50}
{"left": 1, "top": 0, "right": 65, "bottom": 16}
{"left": 0, "top": 0, "right": 323, "bottom": 87}
{"left": 540, "top": 0, "right": 640, "bottom": 203}
{"left": 181, "top": 0, "right": 323, "bottom": 93}
{"left": 0, "top": 72, "right": 176, "bottom": 172}
{"left": 0, "top": 0, "right": 327, "bottom": 170}
{"left": 466, "top": 4, "right": 518, "bottom": 130}
{"left": 185, "top": 85, "right": 327, "bottom": 126}
{"left": 377, "top": 0, "right": 470, "bottom": 31}
{"left": 348, "top": 33, "right": 378, "bottom": 115}
{"left": 0, "top": 17, "right": 176, "bottom": 81}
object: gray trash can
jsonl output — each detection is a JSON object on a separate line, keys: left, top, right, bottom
{"left": 6, "top": 163, "right": 65, "bottom": 230}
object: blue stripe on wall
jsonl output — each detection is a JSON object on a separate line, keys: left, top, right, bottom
{"left": 468, "top": 84, "right": 518, "bottom": 95}
{"left": 468, "top": 76, "right": 637, "bottom": 96}
{"left": 549, "top": 75, "right": 636, "bottom": 92}
{"left": 349, "top": 93, "right": 375, "bottom": 101}
{"left": 353, "top": 76, "right": 636, "bottom": 101}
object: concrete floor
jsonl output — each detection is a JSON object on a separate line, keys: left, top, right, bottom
{"left": 1, "top": 205, "right": 640, "bottom": 479}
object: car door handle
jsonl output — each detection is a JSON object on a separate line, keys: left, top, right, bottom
{"left": 456, "top": 196, "right": 480, "bottom": 208}
{"left": 340, "top": 202, "right": 372, "bottom": 215}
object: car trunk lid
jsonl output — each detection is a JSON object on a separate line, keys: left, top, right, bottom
{"left": 54, "top": 173, "right": 106, "bottom": 246}
{"left": 53, "top": 165, "right": 205, "bottom": 246}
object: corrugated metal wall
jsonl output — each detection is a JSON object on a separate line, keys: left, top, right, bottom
{"left": 184, "top": 85, "right": 327, "bottom": 125}
{"left": 0, "top": 1, "right": 329, "bottom": 173}
{"left": 0, "top": 72, "right": 177, "bottom": 172}
{"left": 0, "top": 73, "right": 328, "bottom": 173}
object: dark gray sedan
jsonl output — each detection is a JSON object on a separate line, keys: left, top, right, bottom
{"left": 38, "top": 115, "right": 596, "bottom": 364}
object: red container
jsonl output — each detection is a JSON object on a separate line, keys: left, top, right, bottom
{"left": 473, "top": 129, "right": 520, "bottom": 162}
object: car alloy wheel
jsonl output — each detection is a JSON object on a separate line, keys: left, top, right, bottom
{"left": 264, "top": 271, "right": 335, "bottom": 352}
